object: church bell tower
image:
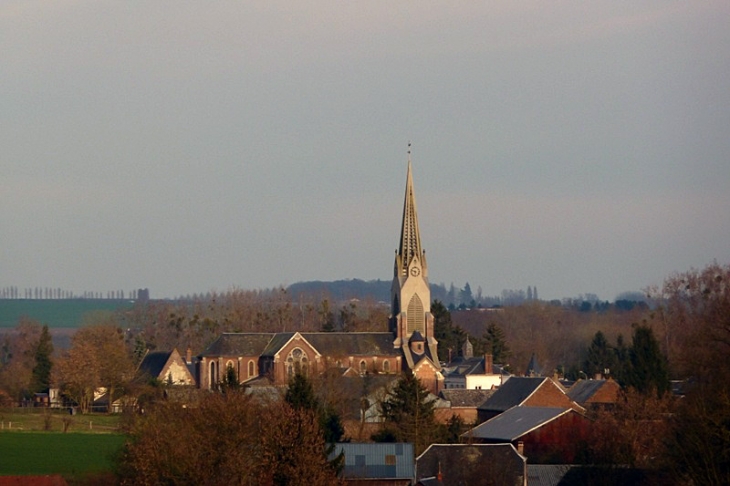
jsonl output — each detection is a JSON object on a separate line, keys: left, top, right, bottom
{"left": 390, "top": 149, "right": 439, "bottom": 370}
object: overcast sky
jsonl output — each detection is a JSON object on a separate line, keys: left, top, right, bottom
{"left": 2, "top": 1, "right": 729, "bottom": 301}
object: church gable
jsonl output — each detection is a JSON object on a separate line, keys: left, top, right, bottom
{"left": 271, "top": 332, "right": 322, "bottom": 382}
{"left": 160, "top": 349, "right": 195, "bottom": 385}
{"left": 137, "top": 348, "right": 194, "bottom": 386}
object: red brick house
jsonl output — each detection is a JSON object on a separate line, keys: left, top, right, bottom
{"left": 566, "top": 378, "right": 621, "bottom": 411}
{"left": 477, "top": 377, "right": 584, "bottom": 422}
{"left": 464, "top": 406, "right": 592, "bottom": 464}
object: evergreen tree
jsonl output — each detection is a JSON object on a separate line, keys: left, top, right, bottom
{"left": 378, "top": 372, "right": 438, "bottom": 454}
{"left": 285, "top": 373, "right": 318, "bottom": 411}
{"left": 444, "top": 414, "right": 466, "bottom": 443}
{"left": 285, "top": 373, "right": 345, "bottom": 443}
{"left": 432, "top": 300, "right": 465, "bottom": 362}
{"left": 583, "top": 331, "right": 616, "bottom": 378}
{"left": 613, "top": 334, "right": 629, "bottom": 384}
{"left": 30, "top": 325, "right": 53, "bottom": 393}
{"left": 625, "top": 325, "right": 670, "bottom": 397}
{"left": 459, "top": 282, "right": 473, "bottom": 306}
{"left": 475, "top": 323, "right": 511, "bottom": 363}
{"left": 216, "top": 365, "right": 241, "bottom": 394}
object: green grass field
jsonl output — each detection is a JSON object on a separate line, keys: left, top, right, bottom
{"left": 0, "top": 432, "right": 126, "bottom": 476}
{"left": 0, "top": 409, "right": 122, "bottom": 433}
{"left": 0, "top": 300, "right": 134, "bottom": 328}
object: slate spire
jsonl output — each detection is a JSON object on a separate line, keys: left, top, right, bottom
{"left": 397, "top": 145, "right": 424, "bottom": 276}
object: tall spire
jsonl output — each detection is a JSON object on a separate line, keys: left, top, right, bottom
{"left": 398, "top": 143, "right": 422, "bottom": 275}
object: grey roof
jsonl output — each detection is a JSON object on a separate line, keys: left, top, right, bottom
{"left": 527, "top": 464, "right": 572, "bottom": 486}
{"left": 200, "top": 333, "right": 276, "bottom": 357}
{"left": 200, "top": 332, "right": 401, "bottom": 359}
{"left": 478, "top": 377, "right": 547, "bottom": 412}
{"left": 301, "top": 332, "right": 400, "bottom": 357}
{"left": 261, "top": 333, "right": 295, "bottom": 357}
{"left": 464, "top": 406, "right": 571, "bottom": 441}
{"left": 137, "top": 351, "right": 172, "bottom": 380}
{"left": 439, "top": 389, "right": 495, "bottom": 407}
{"left": 331, "top": 443, "right": 414, "bottom": 480}
{"left": 444, "top": 356, "right": 487, "bottom": 377}
{"left": 416, "top": 444, "right": 525, "bottom": 485}
{"left": 566, "top": 379, "right": 608, "bottom": 403}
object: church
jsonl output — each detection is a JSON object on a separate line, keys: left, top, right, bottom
{"left": 197, "top": 157, "right": 444, "bottom": 393}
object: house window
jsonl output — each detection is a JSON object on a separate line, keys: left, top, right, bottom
{"left": 287, "top": 348, "right": 309, "bottom": 378}
{"left": 383, "top": 360, "right": 390, "bottom": 373}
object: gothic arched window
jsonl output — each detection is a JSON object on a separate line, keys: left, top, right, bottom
{"left": 383, "top": 360, "right": 390, "bottom": 373}
{"left": 248, "top": 360, "right": 255, "bottom": 378}
{"left": 287, "top": 348, "right": 309, "bottom": 378}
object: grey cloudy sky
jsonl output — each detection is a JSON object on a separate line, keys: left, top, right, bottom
{"left": 2, "top": 1, "right": 729, "bottom": 301}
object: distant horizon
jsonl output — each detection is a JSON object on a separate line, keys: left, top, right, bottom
{"left": 0, "top": 275, "right": 659, "bottom": 303}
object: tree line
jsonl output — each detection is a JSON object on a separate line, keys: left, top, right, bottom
{"left": 0, "top": 286, "right": 149, "bottom": 300}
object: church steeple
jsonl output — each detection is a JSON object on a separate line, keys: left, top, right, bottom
{"left": 390, "top": 147, "right": 439, "bottom": 376}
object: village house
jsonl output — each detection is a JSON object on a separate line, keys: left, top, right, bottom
{"left": 441, "top": 338, "right": 508, "bottom": 391}
{"left": 463, "top": 406, "right": 592, "bottom": 464}
{"left": 565, "top": 378, "right": 621, "bottom": 411}
{"left": 477, "top": 377, "right": 584, "bottom": 423}
{"left": 436, "top": 389, "right": 494, "bottom": 424}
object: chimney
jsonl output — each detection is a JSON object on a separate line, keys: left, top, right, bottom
{"left": 484, "top": 354, "right": 493, "bottom": 374}
{"left": 186, "top": 347, "right": 192, "bottom": 364}
{"left": 517, "top": 441, "right": 524, "bottom": 455}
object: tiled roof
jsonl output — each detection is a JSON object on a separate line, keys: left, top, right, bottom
{"left": 464, "top": 406, "right": 571, "bottom": 441}
{"left": 566, "top": 379, "right": 607, "bottom": 403}
{"left": 478, "top": 377, "right": 547, "bottom": 412}
{"left": 527, "top": 464, "right": 572, "bottom": 486}
{"left": 301, "top": 333, "right": 400, "bottom": 357}
{"left": 443, "top": 357, "right": 486, "bottom": 377}
{"left": 261, "top": 333, "right": 295, "bottom": 356}
{"left": 416, "top": 444, "right": 525, "bottom": 485}
{"left": 200, "top": 333, "right": 276, "bottom": 357}
{"left": 439, "top": 389, "right": 495, "bottom": 407}
{"left": 137, "top": 351, "right": 171, "bottom": 379}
